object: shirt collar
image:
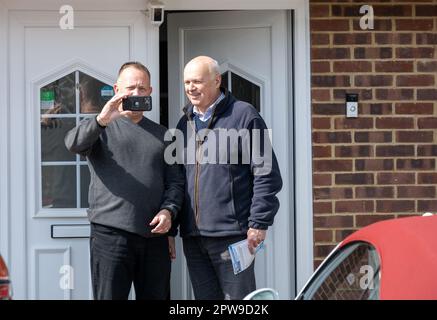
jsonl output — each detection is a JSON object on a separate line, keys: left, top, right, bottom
{"left": 193, "top": 92, "right": 225, "bottom": 118}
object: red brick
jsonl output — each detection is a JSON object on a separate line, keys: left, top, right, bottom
{"left": 398, "top": 186, "right": 435, "bottom": 198}
{"left": 375, "top": 117, "right": 414, "bottom": 129}
{"left": 377, "top": 173, "right": 415, "bottom": 185}
{"left": 311, "top": 89, "right": 331, "bottom": 102}
{"left": 376, "top": 200, "right": 415, "bottom": 213}
{"left": 375, "top": 145, "right": 414, "bottom": 157}
{"left": 355, "top": 75, "right": 393, "bottom": 87}
{"left": 418, "top": 118, "right": 437, "bottom": 129}
{"left": 360, "top": 103, "right": 393, "bottom": 115}
{"left": 396, "top": 131, "right": 434, "bottom": 143}
{"left": 314, "top": 187, "right": 353, "bottom": 200}
{"left": 313, "top": 173, "right": 332, "bottom": 186}
{"left": 314, "top": 230, "right": 333, "bottom": 243}
{"left": 355, "top": 159, "right": 394, "bottom": 171}
{"left": 331, "top": 5, "right": 362, "bottom": 17}
{"left": 313, "top": 159, "right": 353, "bottom": 172}
{"left": 418, "top": 200, "right": 437, "bottom": 212}
{"left": 415, "top": 5, "right": 437, "bottom": 16}
{"left": 313, "top": 201, "right": 333, "bottom": 214}
{"left": 313, "top": 132, "right": 351, "bottom": 144}
{"left": 397, "top": 159, "right": 435, "bottom": 171}
{"left": 354, "top": 47, "right": 392, "bottom": 59}
{"left": 312, "top": 75, "right": 351, "bottom": 87}
{"left": 376, "top": 89, "right": 414, "bottom": 100}
{"left": 356, "top": 214, "right": 395, "bottom": 228}
{"left": 310, "top": 4, "right": 330, "bottom": 17}
{"left": 312, "top": 117, "right": 331, "bottom": 129}
{"left": 375, "top": 33, "right": 412, "bottom": 45}
{"left": 417, "top": 89, "right": 437, "bottom": 100}
{"left": 311, "top": 33, "right": 330, "bottom": 46}
{"left": 396, "top": 47, "right": 435, "bottom": 59}
{"left": 335, "top": 200, "right": 374, "bottom": 214}
{"left": 396, "top": 74, "right": 434, "bottom": 87}
{"left": 396, "top": 19, "right": 434, "bottom": 31}
{"left": 375, "top": 61, "right": 414, "bottom": 72}
{"left": 333, "top": 33, "right": 371, "bottom": 45}
{"left": 374, "top": 5, "right": 413, "bottom": 16}
{"left": 418, "top": 172, "right": 437, "bottom": 184}
{"left": 313, "top": 103, "right": 346, "bottom": 116}
{"left": 417, "top": 61, "right": 437, "bottom": 72}
{"left": 418, "top": 145, "right": 437, "bottom": 157}
{"left": 333, "top": 61, "right": 372, "bottom": 73}
{"left": 356, "top": 187, "right": 394, "bottom": 199}
{"left": 335, "top": 173, "right": 374, "bottom": 185}
{"left": 334, "top": 89, "right": 373, "bottom": 101}
{"left": 334, "top": 118, "right": 373, "bottom": 130}
{"left": 314, "top": 215, "right": 354, "bottom": 228}
{"left": 313, "top": 145, "right": 331, "bottom": 158}
{"left": 335, "top": 145, "right": 373, "bottom": 158}
{"left": 416, "top": 33, "right": 437, "bottom": 45}
{"left": 312, "top": 61, "right": 331, "bottom": 73}
{"left": 355, "top": 131, "right": 392, "bottom": 143}
{"left": 311, "top": 48, "right": 350, "bottom": 60}
{"left": 311, "top": 19, "right": 350, "bottom": 31}
{"left": 395, "top": 103, "right": 434, "bottom": 115}
{"left": 313, "top": 103, "right": 344, "bottom": 115}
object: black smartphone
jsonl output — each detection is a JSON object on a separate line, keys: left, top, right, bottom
{"left": 122, "top": 95, "right": 152, "bottom": 111}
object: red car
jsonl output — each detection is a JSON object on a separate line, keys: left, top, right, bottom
{"left": 0, "top": 254, "right": 12, "bottom": 300}
{"left": 246, "top": 214, "right": 437, "bottom": 300}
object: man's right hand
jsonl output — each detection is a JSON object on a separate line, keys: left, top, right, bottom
{"left": 96, "top": 93, "right": 132, "bottom": 126}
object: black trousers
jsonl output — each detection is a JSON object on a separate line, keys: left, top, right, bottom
{"left": 90, "top": 223, "right": 170, "bottom": 300}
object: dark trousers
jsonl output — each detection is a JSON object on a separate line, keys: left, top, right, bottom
{"left": 90, "top": 223, "right": 170, "bottom": 300}
{"left": 183, "top": 235, "right": 256, "bottom": 300}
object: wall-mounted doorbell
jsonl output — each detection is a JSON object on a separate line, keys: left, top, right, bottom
{"left": 346, "top": 93, "right": 358, "bottom": 118}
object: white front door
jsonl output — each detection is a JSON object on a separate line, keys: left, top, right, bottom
{"left": 167, "top": 10, "right": 295, "bottom": 299}
{"left": 8, "top": 10, "right": 156, "bottom": 299}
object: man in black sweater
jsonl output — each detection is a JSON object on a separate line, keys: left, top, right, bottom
{"left": 65, "top": 62, "right": 184, "bottom": 300}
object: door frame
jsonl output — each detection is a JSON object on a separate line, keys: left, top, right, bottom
{"left": 164, "top": 0, "right": 313, "bottom": 295}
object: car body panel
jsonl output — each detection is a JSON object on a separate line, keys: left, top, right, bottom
{"left": 340, "top": 215, "right": 437, "bottom": 300}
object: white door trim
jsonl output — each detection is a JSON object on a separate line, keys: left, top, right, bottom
{"left": 0, "top": 1, "right": 10, "bottom": 269}
{"left": 166, "top": 0, "right": 313, "bottom": 295}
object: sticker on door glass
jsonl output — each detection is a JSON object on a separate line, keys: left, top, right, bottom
{"left": 41, "top": 89, "right": 55, "bottom": 109}
{"left": 100, "top": 85, "right": 114, "bottom": 102}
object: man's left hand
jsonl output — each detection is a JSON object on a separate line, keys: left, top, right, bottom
{"left": 247, "top": 228, "right": 266, "bottom": 254}
{"left": 150, "top": 209, "right": 172, "bottom": 234}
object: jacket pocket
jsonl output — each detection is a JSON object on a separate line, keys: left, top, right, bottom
{"left": 197, "top": 165, "right": 241, "bottom": 232}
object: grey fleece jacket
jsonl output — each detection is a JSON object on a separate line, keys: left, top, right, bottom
{"left": 64, "top": 116, "right": 184, "bottom": 237}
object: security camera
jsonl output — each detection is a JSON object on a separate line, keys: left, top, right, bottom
{"left": 148, "top": 0, "right": 164, "bottom": 26}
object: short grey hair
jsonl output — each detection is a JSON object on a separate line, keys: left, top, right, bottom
{"left": 209, "top": 58, "right": 220, "bottom": 75}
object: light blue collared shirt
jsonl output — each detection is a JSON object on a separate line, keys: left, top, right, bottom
{"left": 193, "top": 92, "right": 225, "bottom": 122}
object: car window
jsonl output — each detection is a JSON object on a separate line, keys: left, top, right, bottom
{"left": 300, "top": 242, "right": 380, "bottom": 300}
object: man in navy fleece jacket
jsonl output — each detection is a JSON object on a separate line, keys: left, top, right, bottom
{"left": 169, "top": 56, "right": 282, "bottom": 300}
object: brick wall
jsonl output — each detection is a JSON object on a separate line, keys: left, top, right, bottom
{"left": 310, "top": 0, "right": 437, "bottom": 268}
